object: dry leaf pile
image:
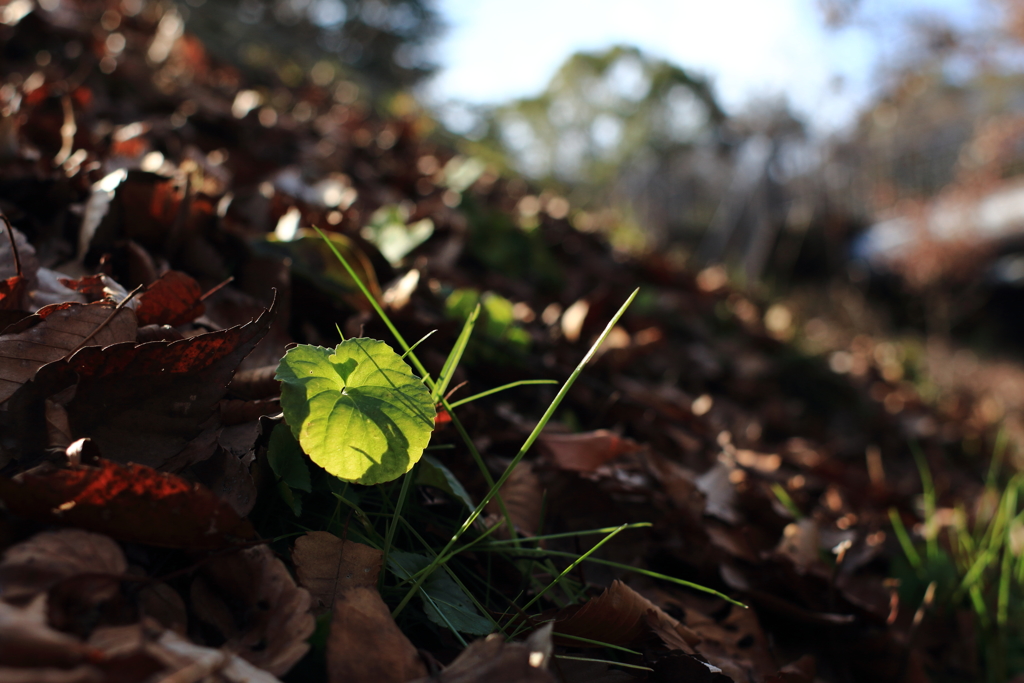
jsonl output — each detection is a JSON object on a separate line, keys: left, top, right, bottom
{"left": 0, "top": 3, "right": 1000, "bottom": 682}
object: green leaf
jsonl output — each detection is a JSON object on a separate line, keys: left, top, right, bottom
{"left": 267, "top": 424, "right": 312, "bottom": 492}
{"left": 277, "top": 481, "right": 304, "bottom": 516}
{"left": 276, "top": 338, "right": 436, "bottom": 485}
{"left": 417, "top": 455, "right": 474, "bottom": 509}
{"left": 361, "top": 204, "right": 434, "bottom": 265}
{"left": 388, "top": 551, "right": 492, "bottom": 635}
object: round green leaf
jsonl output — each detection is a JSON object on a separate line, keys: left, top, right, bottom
{"left": 275, "top": 338, "right": 436, "bottom": 484}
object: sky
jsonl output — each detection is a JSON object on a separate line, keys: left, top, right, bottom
{"left": 425, "top": 0, "right": 996, "bottom": 135}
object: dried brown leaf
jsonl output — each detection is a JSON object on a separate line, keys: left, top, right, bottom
{"left": 408, "top": 627, "right": 556, "bottom": 683}
{"left": 326, "top": 586, "right": 426, "bottom": 683}
{"left": 0, "top": 459, "right": 255, "bottom": 549}
{"left": 548, "top": 580, "right": 699, "bottom": 652}
{"left": 292, "top": 531, "right": 383, "bottom": 615}
{"left": 63, "top": 302, "right": 274, "bottom": 469}
{"left": 191, "top": 544, "right": 314, "bottom": 676}
{"left": 0, "top": 595, "right": 95, "bottom": 668}
{"left": 0, "top": 301, "right": 138, "bottom": 404}
{"left": 0, "top": 529, "right": 126, "bottom": 604}
{"left": 538, "top": 430, "right": 641, "bottom": 473}
{"left": 487, "top": 460, "right": 543, "bottom": 537}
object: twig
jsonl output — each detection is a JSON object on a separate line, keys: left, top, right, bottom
{"left": 199, "top": 276, "right": 234, "bottom": 302}
{"left": 67, "top": 284, "right": 144, "bottom": 356}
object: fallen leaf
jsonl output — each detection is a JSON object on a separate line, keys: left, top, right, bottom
{"left": 487, "top": 460, "right": 543, "bottom": 537}
{"left": 0, "top": 274, "right": 27, "bottom": 312}
{"left": 189, "top": 445, "right": 258, "bottom": 517}
{"left": 408, "top": 627, "right": 556, "bottom": 683}
{"left": 680, "top": 602, "right": 778, "bottom": 683}
{"left": 0, "top": 460, "right": 256, "bottom": 549}
{"left": 326, "top": 586, "right": 427, "bottom": 683}
{"left": 63, "top": 302, "right": 274, "bottom": 469}
{"left": 0, "top": 529, "right": 126, "bottom": 604}
{"left": 547, "top": 581, "right": 700, "bottom": 652}
{"left": 156, "top": 629, "right": 285, "bottom": 683}
{"left": 134, "top": 270, "right": 205, "bottom": 327}
{"left": 538, "top": 430, "right": 641, "bottom": 473}
{"left": 292, "top": 531, "right": 383, "bottom": 615}
{"left": 137, "top": 582, "right": 188, "bottom": 635}
{"left": 0, "top": 301, "right": 138, "bottom": 404}
{"left": 0, "top": 595, "right": 95, "bottom": 668}
{"left": 190, "top": 544, "right": 314, "bottom": 676}
{"left": 695, "top": 462, "right": 742, "bottom": 525}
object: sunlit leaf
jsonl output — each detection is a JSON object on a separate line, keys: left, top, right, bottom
{"left": 276, "top": 338, "right": 435, "bottom": 485}
{"left": 361, "top": 204, "right": 434, "bottom": 265}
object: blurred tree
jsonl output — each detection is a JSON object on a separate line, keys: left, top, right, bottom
{"left": 470, "top": 45, "right": 732, "bottom": 246}
{"left": 183, "top": 0, "right": 441, "bottom": 96}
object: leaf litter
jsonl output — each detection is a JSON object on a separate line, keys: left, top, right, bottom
{"left": 0, "top": 3, "right": 1009, "bottom": 682}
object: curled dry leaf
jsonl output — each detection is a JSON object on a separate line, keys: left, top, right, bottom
{"left": 546, "top": 580, "right": 700, "bottom": 652}
{"left": 326, "top": 586, "right": 427, "bottom": 683}
{"left": 408, "top": 626, "right": 556, "bottom": 683}
{"left": 292, "top": 531, "right": 383, "bottom": 615}
{"left": 0, "top": 529, "right": 126, "bottom": 604}
{"left": 0, "top": 301, "right": 138, "bottom": 404}
{"left": 63, "top": 302, "right": 275, "bottom": 469}
{"left": 134, "top": 270, "right": 205, "bottom": 327}
{"left": 0, "top": 459, "right": 255, "bottom": 549}
{"left": 190, "top": 544, "right": 314, "bottom": 676}
{"left": 537, "top": 430, "right": 642, "bottom": 474}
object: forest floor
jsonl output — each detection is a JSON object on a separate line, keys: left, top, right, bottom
{"left": 0, "top": 3, "right": 1020, "bottom": 683}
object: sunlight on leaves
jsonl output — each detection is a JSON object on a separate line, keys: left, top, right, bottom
{"left": 276, "top": 338, "right": 435, "bottom": 484}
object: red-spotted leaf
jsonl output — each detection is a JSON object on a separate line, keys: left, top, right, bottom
{"left": 0, "top": 274, "right": 27, "bottom": 311}
{"left": 0, "top": 301, "right": 138, "bottom": 404}
{"left": 0, "top": 459, "right": 256, "bottom": 549}
{"left": 63, "top": 302, "right": 275, "bottom": 469}
{"left": 134, "top": 270, "right": 205, "bottom": 327}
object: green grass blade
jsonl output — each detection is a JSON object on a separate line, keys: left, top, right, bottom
{"left": 447, "top": 379, "right": 559, "bottom": 408}
{"left": 550, "top": 633, "right": 641, "bottom": 655}
{"left": 313, "top": 227, "right": 518, "bottom": 546}
{"left": 519, "top": 524, "right": 629, "bottom": 613}
{"left": 433, "top": 304, "right": 479, "bottom": 402}
{"left": 910, "top": 441, "right": 938, "bottom": 563}
{"left": 312, "top": 226, "right": 434, "bottom": 384}
{"left": 987, "top": 426, "right": 1009, "bottom": 489}
{"left": 889, "top": 507, "right": 922, "bottom": 570}
{"left": 998, "top": 537, "right": 1012, "bottom": 627}
{"left": 771, "top": 483, "right": 802, "bottom": 519}
{"left": 392, "top": 289, "right": 640, "bottom": 619}
{"left": 380, "top": 470, "right": 416, "bottom": 590}
{"left": 552, "top": 656, "right": 652, "bottom": 672}
{"left": 396, "top": 515, "right": 505, "bottom": 635}
{"left": 482, "top": 523, "right": 653, "bottom": 546}
{"left": 401, "top": 329, "right": 437, "bottom": 359}
{"left": 473, "top": 546, "right": 744, "bottom": 607}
